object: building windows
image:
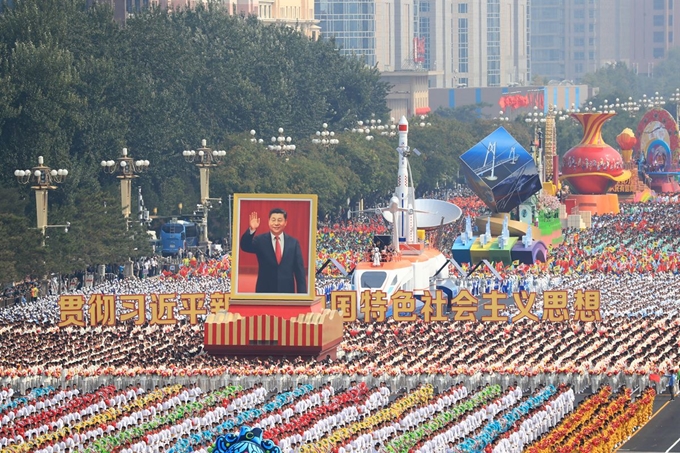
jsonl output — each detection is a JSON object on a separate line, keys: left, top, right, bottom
{"left": 574, "top": 37, "right": 585, "bottom": 46}
{"left": 654, "top": 31, "right": 665, "bottom": 42}
{"left": 574, "top": 51, "right": 585, "bottom": 60}
{"left": 654, "top": 15, "right": 665, "bottom": 26}
{"left": 574, "top": 23, "right": 585, "bottom": 33}
{"left": 458, "top": 3, "right": 467, "bottom": 13}
{"left": 575, "top": 63, "right": 584, "bottom": 73}
{"left": 574, "top": 9, "right": 585, "bottom": 19}
{"left": 259, "top": 3, "right": 273, "bottom": 18}
{"left": 316, "top": 0, "right": 377, "bottom": 67}
{"left": 670, "top": 15, "right": 674, "bottom": 25}
{"left": 654, "top": 0, "right": 665, "bottom": 9}
{"left": 654, "top": 47, "right": 665, "bottom": 58}
{"left": 458, "top": 18, "right": 469, "bottom": 74}
{"left": 670, "top": 31, "right": 674, "bottom": 42}
{"left": 126, "top": 0, "right": 148, "bottom": 13}
{"left": 486, "top": 0, "right": 501, "bottom": 86}
{"left": 589, "top": 23, "right": 594, "bottom": 32}
{"left": 589, "top": 37, "right": 594, "bottom": 46}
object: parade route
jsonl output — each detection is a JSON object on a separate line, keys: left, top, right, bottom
{"left": 617, "top": 393, "right": 680, "bottom": 452}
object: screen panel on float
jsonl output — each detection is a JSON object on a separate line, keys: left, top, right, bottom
{"left": 459, "top": 127, "right": 542, "bottom": 213}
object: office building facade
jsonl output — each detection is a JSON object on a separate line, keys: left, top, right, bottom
{"left": 531, "top": 0, "right": 680, "bottom": 81}
{"left": 418, "top": 0, "right": 529, "bottom": 89}
{"left": 315, "top": 0, "right": 413, "bottom": 71}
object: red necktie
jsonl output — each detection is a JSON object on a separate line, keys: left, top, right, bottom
{"left": 275, "top": 236, "right": 282, "bottom": 264}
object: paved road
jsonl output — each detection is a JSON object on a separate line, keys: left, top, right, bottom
{"left": 617, "top": 392, "right": 680, "bottom": 453}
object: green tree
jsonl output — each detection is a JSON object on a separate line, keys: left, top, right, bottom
{"left": 43, "top": 189, "right": 151, "bottom": 275}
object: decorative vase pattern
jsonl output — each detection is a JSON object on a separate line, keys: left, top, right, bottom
{"left": 561, "top": 113, "right": 630, "bottom": 194}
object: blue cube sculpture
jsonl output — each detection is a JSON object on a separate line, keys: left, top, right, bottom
{"left": 459, "top": 127, "right": 542, "bottom": 213}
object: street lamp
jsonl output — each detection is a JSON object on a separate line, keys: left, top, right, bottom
{"left": 616, "top": 96, "right": 641, "bottom": 117}
{"left": 641, "top": 92, "right": 665, "bottom": 110}
{"left": 380, "top": 117, "right": 398, "bottom": 137}
{"left": 182, "top": 139, "right": 225, "bottom": 245}
{"left": 249, "top": 130, "right": 265, "bottom": 144}
{"left": 101, "top": 147, "right": 150, "bottom": 218}
{"left": 14, "top": 156, "right": 69, "bottom": 239}
{"left": 351, "top": 120, "right": 374, "bottom": 141}
{"left": 416, "top": 115, "right": 431, "bottom": 127}
{"left": 312, "top": 123, "right": 340, "bottom": 148}
{"left": 268, "top": 128, "right": 296, "bottom": 159}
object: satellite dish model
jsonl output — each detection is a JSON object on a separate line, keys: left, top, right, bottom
{"left": 383, "top": 198, "right": 463, "bottom": 230}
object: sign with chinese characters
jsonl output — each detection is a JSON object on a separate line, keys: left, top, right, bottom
{"left": 57, "top": 292, "right": 229, "bottom": 328}
{"left": 329, "top": 289, "right": 602, "bottom": 323}
{"left": 57, "top": 289, "right": 602, "bottom": 328}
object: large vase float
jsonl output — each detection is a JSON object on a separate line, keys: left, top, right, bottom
{"left": 561, "top": 113, "right": 631, "bottom": 194}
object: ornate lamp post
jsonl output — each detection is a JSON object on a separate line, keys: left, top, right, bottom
{"left": 249, "top": 130, "right": 265, "bottom": 144}
{"left": 268, "top": 128, "right": 296, "bottom": 159}
{"left": 101, "top": 148, "right": 150, "bottom": 218}
{"left": 497, "top": 110, "right": 510, "bottom": 123}
{"left": 182, "top": 139, "right": 225, "bottom": 244}
{"left": 618, "top": 97, "right": 641, "bottom": 117}
{"left": 312, "top": 123, "right": 339, "bottom": 148}
{"left": 351, "top": 121, "right": 374, "bottom": 141}
{"left": 416, "top": 115, "right": 432, "bottom": 127}
{"left": 380, "top": 117, "right": 398, "bottom": 137}
{"left": 14, "top": 156, "right": 69, "bottom": 239}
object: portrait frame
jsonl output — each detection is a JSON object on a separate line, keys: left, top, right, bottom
{"left": 231, "top": 194, "right": 318, "bottom": 301}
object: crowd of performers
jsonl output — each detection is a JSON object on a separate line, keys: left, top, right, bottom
{"left": 0, "top": 195, "right": 679, "bottom": 452}
{"left": 0, "top": 380, "right": 658, "bottom": 452}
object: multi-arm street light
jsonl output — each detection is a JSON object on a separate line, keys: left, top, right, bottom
{"left": 312, "top": 123, "right": 340, "bottom": 148}
{"left": 183, "top": 140, "right": 225, "bottom": 245}
{"left": 268, "top": 128, "right": 297, "bottom": 159}
{"left": 101, "top": 147, "right": 150, "bottom": 218}
{"left": 14, "top": 156, "right": 69, "bottom": 241}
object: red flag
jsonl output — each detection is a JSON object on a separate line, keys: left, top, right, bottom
{"left": 650, "top": 374, "right": 661, "bottom": 383}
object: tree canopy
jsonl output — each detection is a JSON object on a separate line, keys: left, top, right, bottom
{"left": 3, "top": 0, "right": 680, "bottom": 284}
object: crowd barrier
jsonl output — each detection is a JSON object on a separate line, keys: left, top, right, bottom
{"left": 0, "top": 371, "right": 653, "bottom": 397}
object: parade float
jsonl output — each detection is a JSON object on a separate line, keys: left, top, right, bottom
{"left": 204, "top": 193, "right": 345, "bottom": 360}
{"left": 204, "top": 117, "right": 462, "bottom": 358}
{"left": 453, "top": 125, "right": 552, "bottom": 265}
{"left": 349, "top": 117, "right": 462, "bottom": 316}
{"left": 632, "top": 106, "right": 680, "bottom": 193}
{"left": 559, "top": 112, "right": 631, "bottom": 216}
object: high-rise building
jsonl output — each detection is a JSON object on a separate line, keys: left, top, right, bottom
{"left": 530, "top": 0, "right": 632, "bottom": 82}
{"left": 418, "top": 0, "right": 530, "bottom": 88}
{"left": 315, "top": 0, "right": 413, "bottom": 71}
{"left": 629, "top": 0, "right": 680, "bottom": 77}
{"left": 101, "top": 0, "right": 319, "bottom": 39}
{"left": 531, "top": 0, "right": 680, "bottom": 81}
{"left": 257, "top": 0, "right": 320, "bottom": 39}
{"left": 316, "top": 0, "right": 528, "bottom": 88}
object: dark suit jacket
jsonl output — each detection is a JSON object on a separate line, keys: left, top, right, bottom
{"left": 240, "top": 230, "right": 307, "bottom": 293}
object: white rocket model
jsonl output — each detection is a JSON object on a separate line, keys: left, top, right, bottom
{"left": 393, "top": 116, "right": 418, "bottom": 251}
